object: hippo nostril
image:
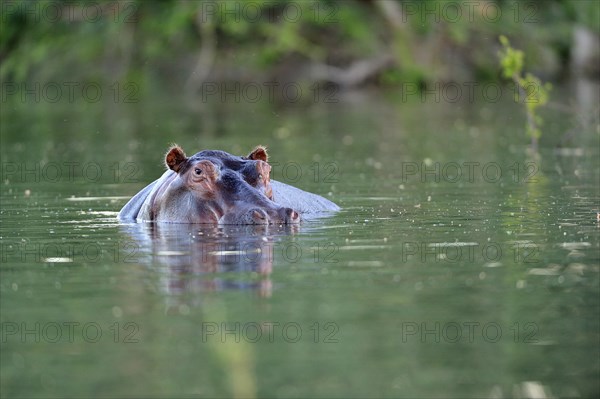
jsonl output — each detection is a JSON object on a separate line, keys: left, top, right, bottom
{"left": 283, "top": 208, "right": 300, "bottom": 223}
{"left": 252, "top": 210, "right": 266, "bottom": 220}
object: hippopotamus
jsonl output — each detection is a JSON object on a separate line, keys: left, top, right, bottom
{"left": 117, "top": 145, "right": 339, "bottom": 225}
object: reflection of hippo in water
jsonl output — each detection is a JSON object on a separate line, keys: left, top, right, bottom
{"left": 119, "top": 222, "right": 287, "bottom": 309}
{"left": 118, "top": 145, "right": 339, "bottom": 224}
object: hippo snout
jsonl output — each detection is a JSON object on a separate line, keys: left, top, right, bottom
{"left": 253, "top": 207, "right": 300, "bottom": 225}
{"left": 218, "top": 206, "right": 300, "bottom": 225}
{"left": 248, "top": 206, "right": 300, "bottom": 225}
{"left": 261, "top": 206, "right": 300, "bottom": 225}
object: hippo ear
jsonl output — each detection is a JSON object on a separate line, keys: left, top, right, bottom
{"left": 247, "top": 145, "right": 268, "bottom": 162}
{"left": 165, "top": 145, "right": 187, "bottom": 173}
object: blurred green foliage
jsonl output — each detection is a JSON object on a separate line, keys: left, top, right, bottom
{"left": 0, "top": 0, "right": 598, "bottom": 86}
{"left": 498, "top": 35, "right": 552, "bottom": 146}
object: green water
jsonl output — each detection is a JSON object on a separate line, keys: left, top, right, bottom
{"left": 1, "top": 82, "right": 599, "bottom": 398}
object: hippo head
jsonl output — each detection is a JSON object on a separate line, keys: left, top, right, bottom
{"left": 167, "top": 145, "right": 274, "bottom": 199}
{"left": 164, "top": 145, "right": 299, "bottom": 225}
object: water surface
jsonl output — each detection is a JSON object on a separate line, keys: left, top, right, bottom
{"left": 1, "top": 82, "right": 599, "bottom": 398}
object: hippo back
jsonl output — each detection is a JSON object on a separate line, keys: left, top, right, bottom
{"left": 117, "top": 170, "right": 174, "bottom": 221}
{"left": 117, "top": 180, "right": 157, "bottom": 221}
{"left": 271, "top": 180, "right": 340, "bottom": 214}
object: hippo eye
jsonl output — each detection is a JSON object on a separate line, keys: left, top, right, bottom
{"left": 194, "top": 168, "right": 202, "bottom": 176}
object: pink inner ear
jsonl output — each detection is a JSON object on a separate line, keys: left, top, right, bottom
{"left": 249, "top": 146, "right": 268, "bottom": 162}
{"left": 166, "top": 146, "right": 186, "bottom": 172}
